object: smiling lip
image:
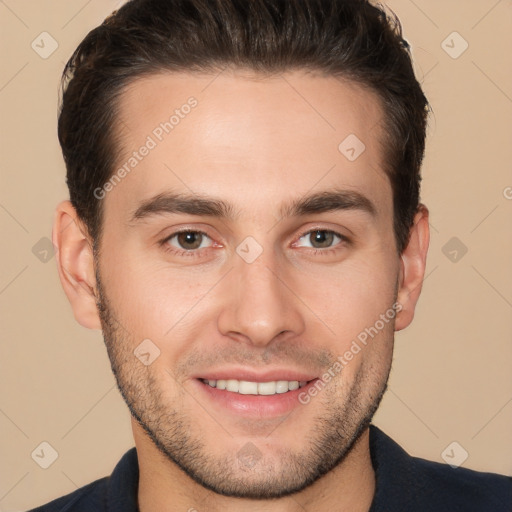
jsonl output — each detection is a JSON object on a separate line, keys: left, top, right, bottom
{"left": 190, "top": 368, "right": 320, "bottom": 417}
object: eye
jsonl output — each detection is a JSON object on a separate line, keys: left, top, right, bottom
{"left": 294, "top": 229, "right": 348, "bottom": 251}
{"left": 163, "top": 230, "right": 213, "bottom": 252}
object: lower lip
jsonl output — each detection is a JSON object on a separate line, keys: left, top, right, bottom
{"left": 193, "top": 378, "right": 320, "bottom": 417}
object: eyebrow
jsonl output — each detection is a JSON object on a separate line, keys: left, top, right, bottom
{"left": 128, "top": 188, "right": 377, "bottom": 224}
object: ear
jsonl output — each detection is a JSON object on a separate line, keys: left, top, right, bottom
{"left": 52, "top": 200, "right": 102, "bottom": 330}
{"left": 395, "top": 204, "right": 430, "bottom": 331}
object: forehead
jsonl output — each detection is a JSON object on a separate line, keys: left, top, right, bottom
{"left": 107, "top": 69, "right": 391, "bottom": 221}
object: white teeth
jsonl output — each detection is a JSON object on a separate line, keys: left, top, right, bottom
{"left": 202, "top": 378, "right": 309, "bottom": 395}
{"left": 257, "top": 381, "right": 276, "bottom": 395}
{"left": 275, "top": 380, "right": 289, "bottom": 393}
{"left": 288, "top": 381, "right": 299, "bottom": 391}
{"left": 238, "top": 381, "right": 258, "bottom": 394}
{"left": 226, "top": 379, "right": 239, "bottom": 392}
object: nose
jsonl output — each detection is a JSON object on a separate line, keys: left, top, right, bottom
{"left": 217, "top": 250, "right": 306, "bottom": 348}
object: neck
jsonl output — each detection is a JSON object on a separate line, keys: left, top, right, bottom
{"left": 134, "top": 419, "right": 375, "bottom": 512}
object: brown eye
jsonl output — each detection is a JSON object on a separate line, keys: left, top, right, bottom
{"left": 296, "top": 229, "right": 345, "bottom": 250}
{"left": 176, "top": 231, "right": 203, "bottom": 250}
{"left": 165, "top": 230, "right": 212, "bottom": 251}
{"left": 309, "top": 230, "right": 336, "bottom": 248}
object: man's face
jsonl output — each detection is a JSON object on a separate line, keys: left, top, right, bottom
{"left": 94, "top": 69, "right": 401, "bottom": 498}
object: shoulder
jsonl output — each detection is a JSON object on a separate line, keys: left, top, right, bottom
{"left": 26, "top": 447, "right": 139, "bottom": 512}
{"left": 26, "top": 477, "right": 109, "bottom": 512}
{"left": 410, "top": 454, "right": 512, "bottom": 511}
{"left": 369, "top": 425, "right": 512, "bottom": 512}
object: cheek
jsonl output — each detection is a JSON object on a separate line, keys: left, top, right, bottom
{"left": 103, "top": 257, "right": 220, "bottom": 356}
{"left": 333, "top": 315, "right": 395, "bottom": 393}
{"left": 294, "top": 255, "right": 398, "bottom": 339}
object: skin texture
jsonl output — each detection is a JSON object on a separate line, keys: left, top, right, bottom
{"left": 53, "top": 69, "right": 429, "bottom": 512}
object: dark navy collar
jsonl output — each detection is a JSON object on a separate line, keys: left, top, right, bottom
{"left": 368, "top": 424, "right": 422, "bottom": 511}
{"left": 106, "top": 446, "right": 139, "bottom": 511}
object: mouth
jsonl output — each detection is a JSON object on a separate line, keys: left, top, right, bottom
{"left": 200, "top": 378, "right": 311, "bottom": 395}
{"left": 194, "top": 376, "right": 320, "bottom": 417}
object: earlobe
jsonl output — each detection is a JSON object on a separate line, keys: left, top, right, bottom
{"left": 52, "top": 200, "right": 102, "bottom": 330}
{"left": 395, "top": 204, "right": 430, "bottom": 332}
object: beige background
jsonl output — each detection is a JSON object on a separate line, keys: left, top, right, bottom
{"left": 0, "top": 0, "right": 511, "bottom": 510}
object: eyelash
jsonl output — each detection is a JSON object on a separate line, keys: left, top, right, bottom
{"left": 294, "top": 228, "right": 350, "bottom": 256}
{"left": 159, "top": 229, "right": 213, "bottom": 258}
{"left": 159, "top": 228, "right": 350, "bottom": 258}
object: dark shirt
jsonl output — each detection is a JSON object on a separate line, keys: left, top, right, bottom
{"left": 28, "top": 425, "right": 512, "bottom": 511}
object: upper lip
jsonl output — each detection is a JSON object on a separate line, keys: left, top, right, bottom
{"left": 193, "top": 368, "right": 319, "bottom": 382}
